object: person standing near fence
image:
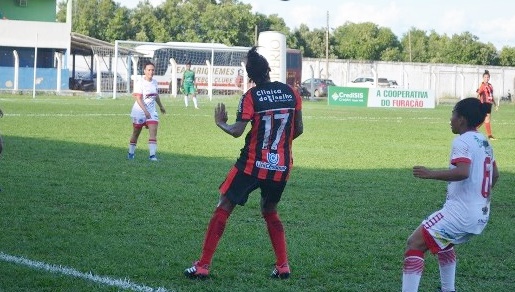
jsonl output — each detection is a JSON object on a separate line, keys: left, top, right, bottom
{"left": 476, "top": 69, "right": 498, "bottom": 140}
{"left": 184, "top": 46, "right": 304, "bottom": 280}
{"left": 181, "top": 61, "right": 199, "bottom": 109}
{"left": 127, "top": 62, "right": 166, "bottom": 161}
{"left": 401, "top": 97, "right": 499, "bottom": 292}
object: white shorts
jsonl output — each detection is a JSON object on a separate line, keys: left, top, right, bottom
{"left": 131, "top": 110, "right": 159, "bottom": 126}
{"left": 422, "top": 209, "right": 476, "bottom": 253}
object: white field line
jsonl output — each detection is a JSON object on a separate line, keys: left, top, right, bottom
{"left": 2, "top": 112, "right": 515, "bottom": 125}
{"left": 0, "top": 252, "right": 170, "bottom": 292}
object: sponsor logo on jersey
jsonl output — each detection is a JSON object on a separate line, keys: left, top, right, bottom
{"left": 255, "top": 152, "right": 287, "bottom": 171}
{"left": 256, "top": 88, "right": 294, "bottom": 102}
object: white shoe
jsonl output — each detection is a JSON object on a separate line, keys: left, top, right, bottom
{"left": 149, "top": 155, "right": 158, "bottom": 161}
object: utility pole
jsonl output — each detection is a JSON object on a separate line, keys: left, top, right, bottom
{"left": 408, "top": 30, "right": 412, "bottom": 62}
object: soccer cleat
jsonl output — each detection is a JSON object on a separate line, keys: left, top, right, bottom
{"left": 149, "top": 155, "right": 158, "bottom": 161}
{"left": 488, "top": 135, "right": 497, "bottom": 140}
{"left": 184, "top": 261, "right": 209, "bottom": 279}
{"left": 271, "top": 263, "right": 290, "bottom": 279}
{"left": 127, "top": 153, "right": 135, "bottom": 160}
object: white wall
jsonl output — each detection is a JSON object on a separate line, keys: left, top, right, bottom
{"left": 303, "top": 58, "right": 515, "bottom": 99}
{"left": 0, "top": 20, "right": 70, "bottom": 49}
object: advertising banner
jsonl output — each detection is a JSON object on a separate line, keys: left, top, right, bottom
{"left": 327, "top": 86, "right": 368, "bottom": 107}
{"left": 328, "top": 86, "right": 435, "bottom": 109}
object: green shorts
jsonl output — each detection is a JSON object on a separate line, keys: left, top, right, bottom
{"left": 183, "top": 83, "right": 196, "bottom": 95}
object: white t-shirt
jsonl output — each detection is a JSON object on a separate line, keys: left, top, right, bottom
{"left": 443, "top": 130, "right": 496, "bottom": 234}
{"left": 131, "top": 77, "right": 159, "bottom": 118}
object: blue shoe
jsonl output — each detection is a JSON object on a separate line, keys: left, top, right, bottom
{"left": 149, "top": 155, "right": 158, "bottom": 161}
{"left": 127, "top": 153, "right": 135, "bottom": 160}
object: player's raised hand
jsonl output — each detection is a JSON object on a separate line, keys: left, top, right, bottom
{"left": 214, "top": 103, "right": 228, "bottom": 125}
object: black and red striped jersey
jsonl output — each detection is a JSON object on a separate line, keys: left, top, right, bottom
{"left": 235, "top": 81, "right": 302, "bottom": 182}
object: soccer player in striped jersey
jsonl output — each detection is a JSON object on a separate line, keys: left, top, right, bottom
{"left": 476, "top": 69, "right": 498, "bottom": 140}
{"left": 402, "top": 98, "right": 500, "bottom": 292}
{"left": 185, "top": 47, "right": 303, "bottom": 279}
{"left": 127, "top": 62, "right": 166, "bottom": 161}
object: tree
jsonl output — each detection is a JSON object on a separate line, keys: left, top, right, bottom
{"left": 254, "top": 12, "right": 290, "bottom": 47}
{"left": 332, "top": 22, "right": 398, "bottom": 61}
{"left": 499, "top": 46, "right": 515, "bottom": 66}
{"left": 380, "top": 47, "right": 402, "bottom": 62}
{"left": 442, "top": 32, "right": 499, "bottom": 65}
{"left": 200, "top": 1, "right": 256, "bottom": 46}
{"left": 426, "top": 31, "right": 450, "bottom": 63}
{"left": 400, "top": 28, "right": 428, "bottom": 62}
{"left": 55, "top": 1, "right": 515, "bottom": 67}
{"left": 130, "top": 1, "right": 167, "bottom": 42}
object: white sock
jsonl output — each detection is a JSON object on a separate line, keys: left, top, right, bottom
{"left": 128, "top": 142, "right": 136, "bottom": 154}
{"left": 438, "top": 248, "right": 456, "bottom": 292}
{"left": 193, "top": 97, "right": 198, "bottom": 108}
{"left": 184, "top": 96, "right": 188, "bottom": 107}
{"left": 402, "top": 250, "right": 425, "bottom": 292}
{"left": 149, "top": 139, "right": 157, "bottom": 156}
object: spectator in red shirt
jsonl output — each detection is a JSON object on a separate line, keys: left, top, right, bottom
{"left": 184, "top": 46, "right": 304, "bottom": 280}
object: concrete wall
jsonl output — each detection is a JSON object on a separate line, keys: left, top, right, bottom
{"left": 303, "top": 58, "right": 515, "bottom": 100}
{"left": 0, "top": 67, "right": 69, "bottom": 90}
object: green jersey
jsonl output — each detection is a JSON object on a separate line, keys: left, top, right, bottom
{"left": 183, "top": 69, "right": 195, "bottom": 85}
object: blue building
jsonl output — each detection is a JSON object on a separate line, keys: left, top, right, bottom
{"left": 0, "top": 0, "right": 109, "bottom": 92}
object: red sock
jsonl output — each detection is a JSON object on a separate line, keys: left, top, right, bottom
{"left": 485, "top": 122, "right": 492, "bottom": 136}
{"left": 263, "top": 211, "right": 288, "bottom": 265}
{"left": 199, "top": 207, "right": 230, "bottom": 266}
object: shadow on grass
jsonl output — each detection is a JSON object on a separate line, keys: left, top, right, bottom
{"left": 0, "top": 135, "right": 513, "bottom": 292}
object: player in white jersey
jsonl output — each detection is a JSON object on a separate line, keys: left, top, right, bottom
{"left": 402, "top": 97, "right": 499, "bottom": 292}
{"left": 127, "top": 62, "right": 166, "bottom": 161}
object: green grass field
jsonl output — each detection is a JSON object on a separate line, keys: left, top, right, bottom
{"left": 0, "top": 94, "right": 513, "bottom": 292}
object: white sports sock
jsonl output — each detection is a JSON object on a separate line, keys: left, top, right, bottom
{"left": 149, "top": 139, "right": 157, "bottom": 156}
{"left": 402, "top": 250, "right": 425, "bottom": 292}
{"left": 184, "top": 96, "right": 188, "bottom": 107}
{"left": 128, "top": 143, "right": 136, "bottom": 154}
{"left": 193, "top": 97, "right": 198, "bottom": 108}
{"left": 438, "top": 248, "right": 456, "bottom": 292}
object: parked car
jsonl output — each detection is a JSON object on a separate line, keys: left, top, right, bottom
{"left": 75, "top": 72, "right": 127, "bottom": 92}
{"left": 351, "top": 77, "right": 390, "bottom": 88}
{"left": 300, "top": 78, "right": 336, "bottom": 98}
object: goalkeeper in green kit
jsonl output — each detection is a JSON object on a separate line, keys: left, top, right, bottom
{"left": 181, "top": 61, "right": 199, "bottom": 109}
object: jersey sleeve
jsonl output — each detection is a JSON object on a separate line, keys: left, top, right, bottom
{"left": 291, "top": 85, "right": 303, "bottom": 111}
{"left": 450, "top": 137, "right": 472, "bottom": 165}
{"left": 236, "top": 91, "right": 254, "bottom": 121}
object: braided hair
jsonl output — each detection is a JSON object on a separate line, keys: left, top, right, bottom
{"left": 245, "top": 46, "right": 271, "bottom": 85}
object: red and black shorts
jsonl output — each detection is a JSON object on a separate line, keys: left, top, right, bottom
{"left": 219, "top": 166, "right": 287, "bottom": 206}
